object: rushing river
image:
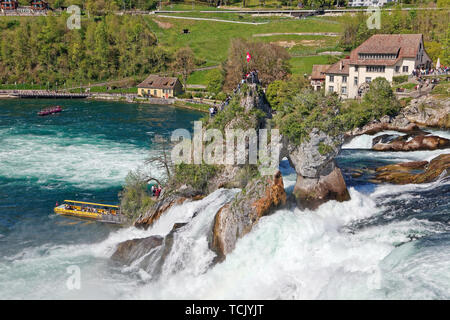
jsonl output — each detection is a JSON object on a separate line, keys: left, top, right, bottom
{"left": 0, "top": 99, "right": 449, "bottom": 299}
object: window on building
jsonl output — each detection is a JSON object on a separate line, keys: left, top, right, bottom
{"left": 365, "top": 77, "right": 372, "bottom": 83}
{"left": 342, "top": 76, "right": 347, "bottom": 83}
{"left": 366, "top": 66, "right": 385, "bottom": 72}
{"left": 341, "top": 87, "right": 347, "bottom": 94}
{"left": 395, "top": 66, "right": 400, "bottom": 73}
{"left": 354, "top": 76, "right": 358, "bottom": 85}
{"left": 328, "top": 86, "right": 334, "bottom": 93}
{"left": 154, "top": 90, "right": 157, "bottom": 96}
{"left": 329, "top": 75, "right": 334, "bottom": 82}
{"left": 402, "top": 66, "right": 409, "bottom": 73}
{"left": 355, "top": 66, "right": 358, "bottom": 71}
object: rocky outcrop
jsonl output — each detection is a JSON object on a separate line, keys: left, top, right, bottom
{"left": 285, "top": 129, "right": 350, "bottom": 209}
{"left": 240, "top": 83, "right": 272, "bottom": 116}
{"left": 372, "top": 134, "right": 450, "bottom": 151}
{"left": 403, "top": 95, "right": 450, "bottom": 128}
{"left": 293, "top": 167, "right": 350, "bottom": 209}
{"left": 111, "top": 235, "right": 163, "bottom": 266}
{"left": 347, "top": 113, "right": 425, "bottom": 138}
{"left": 211, "top": 171, "right": 286, "bottom": 261}
{"left": 110, "top": 222, "right": 188, "bottom": 280}
{"left": 134, "top": 185, "right": 204, "bottom": 229}
{"left": 373, "top": 154, "right": 450, "bottom": 184}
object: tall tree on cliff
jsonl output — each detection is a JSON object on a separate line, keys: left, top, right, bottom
{"left": 173, "top": 47, "right": 195, "bottom": 90}
{"left": 223, "top": 39, "right": 290, "bottom": 90}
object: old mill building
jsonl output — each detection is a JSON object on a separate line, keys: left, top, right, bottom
{"left": 324, "top": 34, "right": 432, "bottom": 99}
{"left": 137, "top": 75, "right": 183, "bottom": 99}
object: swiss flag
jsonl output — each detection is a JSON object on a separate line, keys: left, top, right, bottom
{"left": 246, "top": 52, "right": 251, "bottom": 63}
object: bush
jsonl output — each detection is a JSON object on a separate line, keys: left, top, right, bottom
{"left": 393, "top": 75, "right": 408, "bottom": 84}
{"left": 362, "top": 77, "right": 402, "bottom": 117}
{"left": 338, "top": 78, "right": 402, "bottom": 129}
{"left": 206, "top": 69, "right": 224, "bottom": 95}
{"left": 119, "top": 170, "right": 155, "bottom": 220}
{"left": 274, "top": 90, "right": 346, "bottom": 145}
{"left": 178, "top": 91, "right": 193, "bottom": 99}
{"left": 266, "top": 75, "right": 309, "bottom": 111}
{"left": 216, "top": 92, "right": 227, "bottom": 101}
{"left": 172, "top": 163, "right": 219, "bottom": 193}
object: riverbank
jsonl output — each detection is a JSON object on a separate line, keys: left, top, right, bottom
{"left": 0, "top": 91, "right": 211, "bottom": 113}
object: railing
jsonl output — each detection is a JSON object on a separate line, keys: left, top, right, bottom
{"left": 99, "top": 214, "right": 127, "bottom": 224}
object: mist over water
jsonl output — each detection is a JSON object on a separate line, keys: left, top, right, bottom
{"left": 0, "top": 99, "right": 449, "bottom": 299}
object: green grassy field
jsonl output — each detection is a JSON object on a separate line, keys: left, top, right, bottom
{"left": 147, "top": 15, "right": 343, "bottom": 68}
{"left": 289, "top": 55, "right": 340, "bottom": 75}
{"left": 187, "top": 68, "right": 219, "bottom": 85}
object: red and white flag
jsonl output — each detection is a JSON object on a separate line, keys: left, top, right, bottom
{"left": 246, "top": 52, "right": 251, "bottom": 63}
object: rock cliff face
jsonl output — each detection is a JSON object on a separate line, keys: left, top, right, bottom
{"left": 403, "top": 95, "right": 450, "bottom": 128}
{"left": 211, "top": 171, "right": 286, "bottom": 261}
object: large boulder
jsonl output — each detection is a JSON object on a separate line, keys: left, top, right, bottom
{"left": 110, "top": 235, "right": 163, "bottom": 266}
{"left": 293, "top": 166, "right": 350, "bottom": 210}
{"left": 210, "top": 171, "right": 286, "bottom": 261}
{"left": 285, "top": 129, "right": 350, "bottom": 209}
{"left": 286, "top": 129, "right": 340, "bottom": 178}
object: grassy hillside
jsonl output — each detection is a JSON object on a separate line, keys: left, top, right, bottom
{"left": 147, "top": 15, "right": 343, "bottom": 66}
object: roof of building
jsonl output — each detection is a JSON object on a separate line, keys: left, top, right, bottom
{"left": 349, "top": 34, "right": 424, "bottom": 66}
{"left": 138, "top": 75, "right": 180, "bottom": 89}
{"left": 325, "top": 58, "right": 350, "bottom": 75}
{"left": 311, "top": 65, "right": 330, "bottom": 80}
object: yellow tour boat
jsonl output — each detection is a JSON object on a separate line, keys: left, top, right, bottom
{"left": 54, "top": 200, "right": 126, "bottom": 224}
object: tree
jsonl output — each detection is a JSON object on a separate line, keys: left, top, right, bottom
{"left": 119, "top": 169, "right": 155, "bottom": 220}
{"left": 206, "top": 68, "right": 224, "bottom": 94}
{"left": 224, "top": 38, "right": 290, "bottom": 90}
{"left": 362, "top": 77, "right": 401, "bottom": 118}
{"left": 266, "top": 74, "right": 309, "bottom": 111}
{"left": 173, "top": 47, "right": 195, "bottom": 90}
{"left": 145, "top": 135, "right": 173, "bottom": 184}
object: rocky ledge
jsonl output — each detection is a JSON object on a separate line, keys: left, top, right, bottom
{"left": 373, "top": 154, "right": 450, "bottom": 184}
{"left": 372, "top": 134, "right": 450, "bottom": 151}
{"left": 403, "top": 95, "right": 450, "bottom": 128}
{"left": 347, "top": 94, "right": 449, "bottom": 140}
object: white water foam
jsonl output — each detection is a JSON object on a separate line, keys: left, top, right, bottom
{"left": 128, "top": 181, "right": 447, "bottom": 300}
{"left": 0, "top": 128, "right": 151, "bottom": 189}
{"left": 0, "top": 167, "right": 448, "bottom": 299}
{"left": 342, "top": 131, "right": 406, "bottom": 149}
{"left": 0, "top": 189, "right": 240, "bottom": 299}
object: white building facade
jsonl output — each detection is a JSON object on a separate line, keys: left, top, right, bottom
{"left": 325, "top": 34, "right": 432, "bottom": 99}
